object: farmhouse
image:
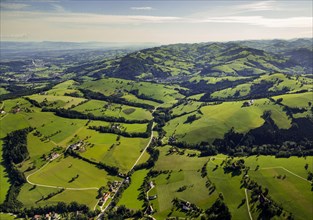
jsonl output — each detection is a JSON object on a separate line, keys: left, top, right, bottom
{"left": 149, "top": 181, "right": 154, "bottom": 188}
{"left": 49, "top": 152, "right": 60, "bottom": 161}
{"left": 125, "top": 176, "right": 130, "bottom": 184}
{"left": 109, "top": 180, "right": 121, "bottom": 192}
{"left": 148, "top": 195, "right": 157, "bottom": 200}
{"left": 99, "top": 192, "right": 110, "bottom": 205}
{"left": 68, "top": 141, "right": 84, "bottom": 151}
{"left": 182, "top": 201, "right": 192, "bottom": 211}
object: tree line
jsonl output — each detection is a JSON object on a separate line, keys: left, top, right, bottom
{"left": 0, "top": 127, "right": 33, "bottom": 213}
{"left": 88, "top": 121, "right": 153, "bottom": 138}
{"left": 168, "top": 111, "right": 313, "bottom": 157}
{"left": 65, "top": 148, "right": 119, "bottom": 176}
{"left": 79, "top": 88, "right": 154, "bottom": 110}
{"left": 42, "top": 108, "right": 149, "bottom": 124}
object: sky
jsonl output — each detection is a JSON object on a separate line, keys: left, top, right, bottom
{"left": 0, "top": 0, "right": 312, "bottom": 44}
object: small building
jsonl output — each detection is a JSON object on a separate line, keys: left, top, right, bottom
{"left": 148, "top": 195, "right": 157, "bottom": 200}
{"left": 182, "top": 205, "right": 191, "bottom": 211}
{"left": 33, "top": 215, "right": 41, "bottom": 220}
{"left": 182, "top": 201, "right": 192, "bottom": 211}
{"left": 149, "top": 181, "right": 154, "bottom": 188}
{"left": 50, "top": 152, "right": 60, "bottom": 161}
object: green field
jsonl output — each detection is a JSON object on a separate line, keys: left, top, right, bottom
{"left": 149, "top": 146, "right": 218, "bottom": 219}
{"left": 1, "top": 39, "right": 313, "bottom": 219}
{"left": 78, "top": 130, "right": 150, "bottom": 173}
{"left": 81, "top": 78, "right": 184, "bottom": 104}
{"left": 145, "top": 149, "right": 313, "bottom": 219}
{"left": 164, "top": 98, "right": 291, "bottom": 144}
{"left": 27, "top": 94, "right": 86, "bottom": 109}
{"left": 73, "top": 99, "right": 152, "bottom": 121}
{"left": 28, "top": 155, "right": 120, "bottom": 188}
{"left": 118, "top": 169, "right": 149, "bottom": 210}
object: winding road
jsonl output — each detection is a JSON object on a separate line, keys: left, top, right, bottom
{"left": 99, "top": 104, "right": 161, "bottom": 216}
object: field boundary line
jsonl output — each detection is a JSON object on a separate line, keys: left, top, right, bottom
{"left": 260, "top": 166, "right": 312, "bottom": 183}
{"left": 245, "top": 189, "right": 253, "bottom": 220}
{"left": 0, "top": 113, "right": 9, "bottom": 121}
{"left": 26, "top": 155, "right": 99, "bottom": 191}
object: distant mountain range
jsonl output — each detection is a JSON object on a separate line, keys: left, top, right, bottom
{"left": 65, "top": 38, "right": 312, "bottom": 80}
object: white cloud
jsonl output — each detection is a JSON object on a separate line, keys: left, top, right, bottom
{"left": 130, "top": 7, "right": 153, "bottom": 10}
{"left": 1, "top": 33, "right": 28, "bottom": 39}
{"left": 236, "top": 1, "right": 278, "bottom": 11}
{"left": 51, "top": 4, "right": 65, "bottom": 13}
{"left": 200, "top": 16, "right": 312, "bottom": 28}
{"left": 0, "top": 3, "right": 29, "bottom": 10}
{"left": 2, "top": 9, "right": 311, "bottom": 29}
{"left": 2, "top": 9, "right": 312, "bottom": 29}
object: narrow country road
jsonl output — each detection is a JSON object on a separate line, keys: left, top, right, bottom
{"left": 100, "top": 104, "right": 161, "bottom": 216}
{"left": 245, "top": 189, "right": 253, "bottom": 220}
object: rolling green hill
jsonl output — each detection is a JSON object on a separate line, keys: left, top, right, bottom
{"left": 0, "top": 39, "right": 312, "bottom": 220}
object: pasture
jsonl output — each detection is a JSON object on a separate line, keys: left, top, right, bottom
{"left": 80, "top": 78, "right": 184, "bottom": 104}
{"left": 72, "top": 99, "right": 153, "bottom": 121}
{"left": 118, "top": 169, "right": 149, "bottom": 210}
{"left": 27, "top": 94, "right": 86, "bottom": 109}
{"left": 164, "top": 98, "right": 291, "bottom": 144}
{"left": 150, "top": 146, "right": 218, "bottom": 219}
{"left": 18, "top": 183, "right": 98, "bottom": 209}
{"left": 27, "top": 155, "right": 120, "bottom": 188}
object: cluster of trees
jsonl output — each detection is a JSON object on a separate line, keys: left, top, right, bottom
{"left": 172, "top": 198, "right": 202, "bottom": 217}
{"left": 65, "top": 148, "right": 119, "bottom": 176}
{"left": 18, "top": 202, "right": 92, "bottom": 219}
{"left": 213, "top": 112, "right": 313, "bottom": 157}
{"left": 104, "top": 205, "right": 143, "bottom": 219}
{"left": 197, "top": 78, "right": 304, "bottom": 102}
{"left": 79, "top": 88, "right": 154, "bottom": 110}
{"left": 242, "top": 176, "right": 289, "bottom": 219}
{"left": 133, "top": 138, "right": 159, "bottom": 170}
{"left": 0, "top": 128, "right": 33, "bottom": 212}
{"left": 0, "top": 82, "right": 57, "bottom": 101}
{"left": 24, "top": 97, "right": 42, "bottom": 108}
{"left": 89, "top": 121, "right": 152, "bottom": 138}
{"left": 223, "top": 158, "right": 246, "bottom": 175}
{"left": 204, "top": 197, "right": 231, "bottom": 220}
{"left": 3, "top": 128, "right": 32, "bottom": 164}
{"left": 64, "top": 91, "right": 82, "bottom": 97}
{"left": 180, "top": 77, "right": 253, "bottom": 97}
{"left": 37, "top": 188, "right": 65, "bottom": 202}
{"left": 42, "top": 108, "right": 149, "bottom": 124}
{"left": 184, "top": 114, "right": 200, "bottom": 124}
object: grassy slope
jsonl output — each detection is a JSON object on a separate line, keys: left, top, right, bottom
{"left": 28, "top": 155, "right": 120, "bottom": 188}
{"left": 75, "top": 127, "right": 150, "bottom": 172}
{"left": 73, "top": 99, "right": 152, "bottom": 121}
{"left": 244, "top": 156, "right": 313, "bottom": 220}
{"left": 81, "top": 78, "right": 184, "bottom": 104}
{"left": 118, "top": 169, "right": 149, "bottom": 210}
{"left": 165, "top": 98, "right": 290, "bottom": 144}
{"left": 207, "top": 157, "right": 250, "bottom": 220}
{"left": 151, "top": 146, "right": 218, "bottom": 219}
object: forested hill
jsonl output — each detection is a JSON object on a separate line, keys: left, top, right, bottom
{"left": 73, "top": 38, "right": 312, "bottom": 80}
